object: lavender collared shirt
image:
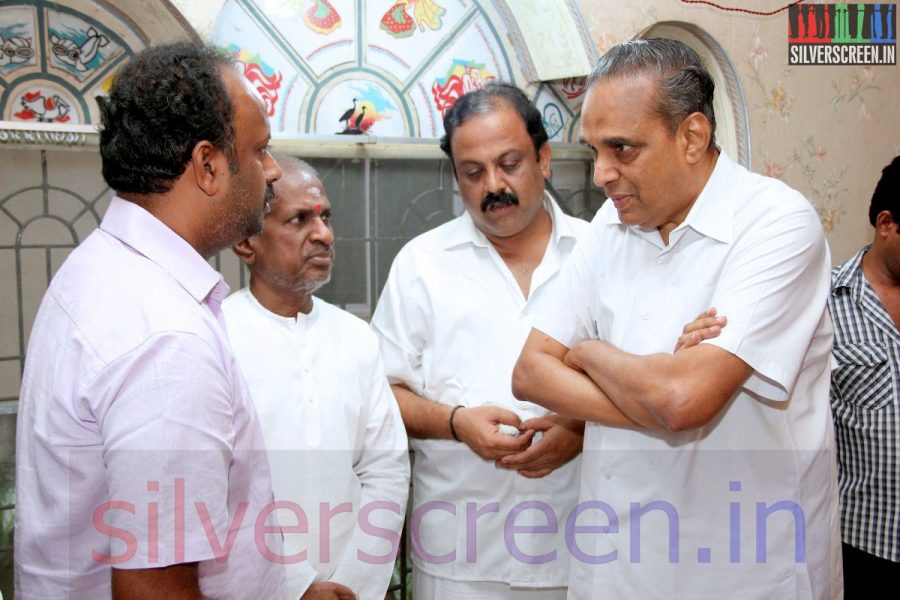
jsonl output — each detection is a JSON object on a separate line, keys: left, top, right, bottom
{"left": 15, "top": 197, "right": 287, "bottom": 599}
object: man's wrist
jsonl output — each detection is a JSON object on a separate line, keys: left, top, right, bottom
{"left": 449, "top": 405, "right": 464, "bottom": 441}
{"left": 565, "top": 342, "right": 583, "bottom": 370}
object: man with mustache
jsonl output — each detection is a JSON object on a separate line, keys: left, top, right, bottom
{"left": 223, "top": 156, "right": 410, "bottom": 600}
{"left": 15, "top": 42, "right": 286, "bottom": 599}
{"left": 370, "top": 83, "right": 589, "bottom": 599}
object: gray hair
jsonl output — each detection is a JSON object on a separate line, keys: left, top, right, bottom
{"left": 588, "top": 38, "right": 716, "bottom": 147}
{"left": 271, "top": 154, "right": 319, "bottom": 180}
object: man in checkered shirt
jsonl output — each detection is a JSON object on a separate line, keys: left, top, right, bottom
{"left": 829, "top": 155, "right": 900, "bottom": 589}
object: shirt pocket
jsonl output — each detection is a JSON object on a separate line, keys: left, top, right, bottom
{"left": 591, "top": 276, "right": 614, "bottom": 342}
{"left": 595, "top": 275, "right": 640, "bottom": 346}
{"left": 831, "top": 343, "right": 893, "bottom": 411}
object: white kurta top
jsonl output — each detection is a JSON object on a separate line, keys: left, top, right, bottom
{"left": 223, "top": 290, "right": 409, "bottom": 600}
{"left": 371, "top": 194, "right": 588, "bottom": 586}
{"left": 533, "top": 153, "right": 842, "bottom": 599}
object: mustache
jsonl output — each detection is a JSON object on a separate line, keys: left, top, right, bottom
{"left": 264, "top": 184, "right": 275, "bottom": 204}
{"left": 481, "top": 191, "right": 519, "bottom": 212}
{"left": 304, "top": 241, "right": 334, "bottom": 260}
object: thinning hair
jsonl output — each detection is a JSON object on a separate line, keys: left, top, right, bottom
{"left": 271, "top": 154, "right": 319, "bottom": 180}
{"left": 588, "top": 38, "right": 717, "bottom": 148}
{"left": 439, "top": 82, "right": 548, "bottom": 162}
{"left": 869, "top": 155, "right": 900, "bottom": 227}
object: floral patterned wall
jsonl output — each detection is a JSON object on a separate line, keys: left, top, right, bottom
{"left": 576, "top": 0, "right": 899, "bottom": 265}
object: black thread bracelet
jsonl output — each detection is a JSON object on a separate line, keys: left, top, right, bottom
{"left": 449, "top": 405, "right": 464, "bottom": 442}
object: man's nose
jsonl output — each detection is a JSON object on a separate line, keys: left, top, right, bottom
{"left": 265, "top": 151, "right": 282, "bottom": 183}
{"left": 311, "top": 215, "right": 333, "bottom": 244}
{"left": 592, "top": 155, "right": 619, "bottom": 188}
{"left": 484, "top": 167, "right": 506, "bottom": 196}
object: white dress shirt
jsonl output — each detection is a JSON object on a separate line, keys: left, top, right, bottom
{"left": 371, "top": 194, "right": 588, "bottom": 587}
{"left": 15, "top": 197, "right": 286, "bottom": 600}
{"left": 223, "top": 289, "right": 410, "bottom": 600}
{"left": 533, "top": 153, "right": 843, "bottom": 599}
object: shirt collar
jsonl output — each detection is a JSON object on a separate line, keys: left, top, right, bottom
{"left": 99, "top": 196, "right": 225, "bottom": 304}
{"left": 441, "top": 190, "right": 577, "bottom": 250}
{"left": 832, "top": 245, "right": 869, "bottom": 294}
{"left": 600, "top": 150, "right": 736, "bottom": 245}
{"left": 680, "top": 151, "right": 735, "bottom": 243}
{"left": 244, "top": 286, "right": 320, "bottom": 327}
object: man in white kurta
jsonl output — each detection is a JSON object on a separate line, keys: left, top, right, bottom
{"left": 223, "top": 157, "right": 409, "bottom": 600}
{"left": 514, "top": 39, "right": 842, "bottom": 599}
{"left": 371, "top": 84, "right": 588, "bottom": 598}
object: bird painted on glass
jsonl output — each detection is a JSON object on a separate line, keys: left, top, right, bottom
{"left": 354, "top": 105, "right": 367, "bottom": 131}
{"left": 338, "top": 98, "right": 357, "bottom": 129}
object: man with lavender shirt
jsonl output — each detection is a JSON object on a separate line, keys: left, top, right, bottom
{"left": 14, "top": 42, "right": 286, "bottom": 599}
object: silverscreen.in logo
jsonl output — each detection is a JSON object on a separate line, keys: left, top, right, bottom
{"left": 788, "top": 3, "right": 896, "bottom": 65}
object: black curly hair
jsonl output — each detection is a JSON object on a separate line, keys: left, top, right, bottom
{"left": 97, "top": 41, "right": 237, "bottom": 194}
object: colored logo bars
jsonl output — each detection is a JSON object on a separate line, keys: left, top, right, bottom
{"left": 788, "top": 3, "right": 896, "bottom": 65}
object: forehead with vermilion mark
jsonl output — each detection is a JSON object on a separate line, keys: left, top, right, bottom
{"left": 304, "top": 183, "right": 326, "bottom": 213}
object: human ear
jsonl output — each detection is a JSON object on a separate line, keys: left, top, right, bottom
{"left": 680, "top": 113, "right": 712, "bottom": 165}
{"left": 190, "top": 141, "right": 228, "bottom": 196}
{"left": 538, "top": 142, "right": 552, "bottom": 180}
{"left": 875, "top": 210, "right": 897, "bottom": 236}
{"left": 232, "top": 238, "right": 257, "bottom": 266}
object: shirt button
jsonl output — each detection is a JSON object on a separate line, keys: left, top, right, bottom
{"left": 642, "top": 312, "right": 650, "bottom": 320}
{"left": 657, "top": 257, "right": 665, "bottom": 264}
